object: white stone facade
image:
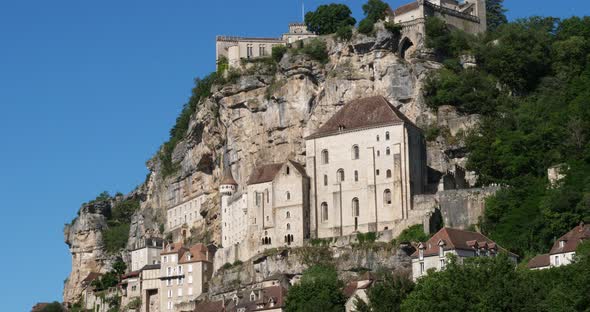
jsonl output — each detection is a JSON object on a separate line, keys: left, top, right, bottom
{"left": 130, "top": 238, "right": 163, "bottom": 272}
{"left": 166, "top": 193, "right": 207, "bottom": 232}
{"left": 305, "top": 97, "right": 426, "bottom": 239}
{"left": 216, "top": 23, "right": 316, "bottom": 68}
{"left": 221, "top": 192, "right": 248, "bottom": 248}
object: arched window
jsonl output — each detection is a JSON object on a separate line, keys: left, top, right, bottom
{"left": 323, "top": 175, "right": 328, "bottom": 186}
{"left": 354, "top": 170, "right": 359, "bottom": 182}
{"left": 337, "top": 169, "right": 345, "bottom": 182}
{"left": 352, "top": 145, "right": 360, "bottom": 160}
{"left": 386, "top": 169, "right": 392, "bottom": 178}
{"left": 321, "top": 202, "right": 328, "bottom": 222}
{"left": 384, "top": 189, "right": 392, "bottom": 205}
{"left": 287, "top": 223, "right": 291, "bottom": 230}
{"left": 286, "top": 211, "right": 291, "bottom": 219}
{"left": 286, "top": 191, "right": 291, "bottom": 200}
{"left": 352, "top": 198, "right": 360, "bottom": 217}
{"left": 386, "top": 131, "right": 390, "bottom": 140}
{"left": 321, "top": 150, "right": 329, "bottom": 164}
{"left": 386, "top": 147, "right": 391, "bottom": 155}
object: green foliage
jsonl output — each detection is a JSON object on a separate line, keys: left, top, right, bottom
{"left": 304, "top": 4, "right": 356, "bottom": 35}
{"left": 357, "top": 18, "right": 375, "bottom": 35}
{"left": 111, "top": 197, "right": 140, "bottom": 224}
{"left": 423, "top": 124, "right": 440, "bottom": 142}
{"left": 285, "top": 265, "right": 346, "bottom": 312}
{"left": 476, "top": 17, "right": 556, "bottom": 93}
{"left": 91, "top": 272, "right": 119, "bottom": 291}
{"left": 394, "top": 225, "right": 429, "bottom": 245}
{"left": 294, "top": 39, "right": 329, "bottom": 64}
{"left": 103, "top": 223, "right": 130, "bottom": 253}
{"left": 400, "top": 251, "right": 590, "bottom": 311}
{"left": 362, "top": 0, "right": 389, "bottom": 22}
{"left": 384, "top": 22, "right": 402, "bottom": 36}
{"left": 216, "top": 55, "right": 229, "bottom": 74}
{"left": 126, "top": 298, "right": 141, "bottom": 310}
{"left": 356, "top": 232, "right": 377, "bottom": 245}
{"left": 272, "top": 45, "right": 288, "bottom": 63}
{"left": 40, "top": 302, "right": 65, "bottom": 312}
{"left": 335, "top": 25, "right": 353, "bottom": 41}
{"left": 112, "top": 258, "right": 127, "bottom": 276}
{"left": 425, "top": 17, "right": 474, "bottom": 60}
{"left": 364, "top": 270, "right": 414, "bottom": 312}
{"left": 424, "top": 68, "right": 506, "bottom": 115}
{"left": 486, "top": 0, "right": 508, "bottom": 32}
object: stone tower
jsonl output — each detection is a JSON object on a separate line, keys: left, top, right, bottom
{"left": 220, "top": 169, "right": 238, "bottom": 197}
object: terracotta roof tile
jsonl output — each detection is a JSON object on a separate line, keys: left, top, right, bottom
{"left": 179, "top": 243, "right": 210, "bottom": 263}
{"left": 411, "top": 227, "right": 517, "bottom": 258}
{"left": 222, "top": 169, "right": 239, "bottom": 186}
{"left": 82, "top": 272, "right": 103, "bottom": 284}
{"left": 247, "top": 160, "right": 306, "bottom": 185}
{"left": 193, "top": 300, "right": 225, "bottom": 312}
{"left": 527, "top": 254, "right": 550, "bottom": 269}
{"left": 306, "top": 96, "right": 417, "bottom": 140}
{"left": 161, "top": 242, "right": 187, "bottom": 256}
{"left": 394, "top": 2, "right": 420, "bottom": 16}
{"left": 550, "top": 223, "right": 590, "bottom": 255}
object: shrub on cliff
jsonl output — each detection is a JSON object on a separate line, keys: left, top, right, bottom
{"left": 285, "top": 265, "right": 346, "bottom": 312}
{"left": 304, "top": 4, "right": 356, "bottom": 35}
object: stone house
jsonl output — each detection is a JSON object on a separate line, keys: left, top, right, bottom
{"left": 528, "top": 223, "right": 590, "bottom": 270}
{"left": 246, "top": 161, "right": 311, "bottom": 253}
{"left": 166, "top": 193, "right": 207, "bottom": 233}
{"left": 160, "top": 243, "right": 214, "bottom": 312}
{"left": 130, "top": 238, "right": 163, "bottom": 272}
{"left": 411, "top": 227, "right": 517, "bottom": 280}
{"left": 343, "top": 273, "right": 375, "bottom": 312}
{"left": 305, "top": 96, "right": 427, "bottom": 239}
{"left": 139, "top": 264, "right": 161, "bottom": 312}
{"left": 120, "top": 271, "right": 141, "bottom": 308}
{"left": 220, "top": 170, "right": 248, "bottom": 249}
{"left": 216, "top": 23, "right": 316, "bottom": 68}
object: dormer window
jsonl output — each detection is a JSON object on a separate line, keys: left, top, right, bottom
{"left": 250, "top": 292, "right": 256, "bottom": 301}
{"left": 559, "top": 240, "right": 566, "bottom": 248}
{"left": 186, "top": 254, "right": 192, "bottom": 261}
{"left": 418, "top": 243, "right": 425, "bottom": 260}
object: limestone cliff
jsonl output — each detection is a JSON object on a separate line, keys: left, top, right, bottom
{"left": 63, "top": 23, "right": 480, "bottom": 304}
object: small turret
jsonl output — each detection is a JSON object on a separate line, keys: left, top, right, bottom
{"left": 220, "top": 169, "right": 238, "bottom": 197}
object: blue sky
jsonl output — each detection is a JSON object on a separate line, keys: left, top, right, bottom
{"left": 0, "top": 0, "right": 587, "bottom": 311}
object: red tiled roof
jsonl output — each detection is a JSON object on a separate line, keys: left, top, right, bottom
{"left": 527, "top": 254, "right": 550, "bottom": 269}
{"left": 247, "top": 160, "right": 306, "bottom": 185}
{"left": 193, "top": 300, "right": 225, "bottom": 312}
{"left": 161, "top": 242, "right": 187, "bottom": 256}
{"left": 550, "top": 223, "right": 590, "bottom": 255}
{"left": 82, "top": 272, "right": 103, "bottom": 284}
{"left": 179, "top": 243, "right": 210, "bottom": 264}
{"left": 411, "top": 228, "right": 517, "bottom": 258}
{"left": 305, "top": 96, "right": 417, "bottom": 140}
{"left": 394, "top": 2, "right": 420, "bottom": 16}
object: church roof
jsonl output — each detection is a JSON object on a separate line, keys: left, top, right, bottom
{"left": 411, "top": 228, "right": 517, "bottom": 258}
{"left": 305, "top": 96, "right": 417, "bottom": 140}
{"left": 550, "top": 223, "right": 590, "bottom": 255}
{"left": 247, "top": 160, "right": 307, "bottom": 185}
{"left": 221, "top": 168, "right": 238, "bottom": 186}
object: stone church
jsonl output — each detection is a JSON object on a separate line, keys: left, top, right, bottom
{"left": 305, "top": 96, "right": 427, "bottom": 239}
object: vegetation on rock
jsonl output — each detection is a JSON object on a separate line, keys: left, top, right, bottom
{"left": 304, "top": 4, "right": 356, "bottom": 35}
{"left": 285, "top": 265, "right": 346, "bottom": 312}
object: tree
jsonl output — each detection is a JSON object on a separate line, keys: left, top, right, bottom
{"left": 304, "top": 4, "right": 356, "bottom": 35}
{"left": 285, "top": 265, "right": 346, "bottom": 312}
{"left": 112, "top": 258, "right": 127, "bottom": 277}
{"left": 40, "top": 302, "right": 64, "bottom": 312}
{"left": 486, "top": 0, "right": 508, "bottom": 32}
{"left": 364, "top": 270, "right": 414, "bottom": 312}
{"left": 362, "top": 0, "right": 389, "bottom": 22}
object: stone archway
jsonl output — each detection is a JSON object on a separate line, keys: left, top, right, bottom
{"left": 399, "top": 37, "right": 415, "bottom": 59}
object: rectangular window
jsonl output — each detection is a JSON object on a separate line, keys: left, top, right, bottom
{"left": 440, "top": 259, "right": 445, "bottom": 269}
{"left": 178, "top": 288, "right": 183, "bottom": 297}
{"left": 168, "top": 301, "right": 172, "bottom": 310}
{"left": 188, "top": 287, "right": 193, "bottom": 296}
{"left": 555, "top": 256, "right": 560, "bottom": 265}
{"left": 188, "top": 275, "right": 193, "bottom": 284}
{"left": 168, "top": 290, "right": 172, "bottom": 298}
{"left": 188, "top": 264, "right": 193, "bottom": 273}
{"left": 420, "top": 262, "right": 425, "bottom": 274}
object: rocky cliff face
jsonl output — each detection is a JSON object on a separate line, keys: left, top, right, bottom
{"left": 63, "top": 200, "right": 115, "bottom": 304}
{"left": 63, "top": 23, "right": 479, "bottom": 303}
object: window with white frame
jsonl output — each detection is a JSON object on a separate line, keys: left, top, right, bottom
{"left": 178, "top": 288, "right": 183, "bottom": 297}
{"left": 188, "top": 275, "right": 193, "bottom": 284}
{"left": 440, "top": 259, "right": 445, "bottom": 269}
{"left": 337, "top": 169, "right": 345, "bottom": 182}
{"left": 352, "top": 145, "right": 360, "bottom": 159}
{"left": 168, "top": 289, "right": 172, "bottom": 298}
{"left": 168, "top": 301, "right": 172, "bottom": 310}
{"left": 188, "top": 264, "right": 193, "bottom": 273}
{"left": 420, "top": 262, "right": 425, "bottom": 274}
{"left": 188, "top": 287, "right": 193, "bottom": 296}
{"left": 321, "top": 150, "right": 329, "bottom": 164}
